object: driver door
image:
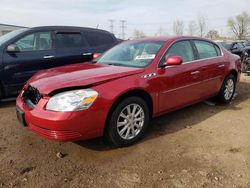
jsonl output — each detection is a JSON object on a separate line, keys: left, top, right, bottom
{"left": 158, "top": 40, "right": 203, "bottom": 113}
{"left": 2, "top": 31, "right": 56, "bottom": 94}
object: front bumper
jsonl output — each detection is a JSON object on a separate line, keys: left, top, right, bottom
{"left": 16, "top": 95, "right": 108, "bottom": 141}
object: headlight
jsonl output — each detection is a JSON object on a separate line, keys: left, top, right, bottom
{"left": 46, "top": 89, "right": 98, "bottom": 112}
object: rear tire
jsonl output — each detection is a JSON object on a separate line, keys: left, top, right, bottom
{"left": 105, "top": 96, "right": 149, "bottom": 147}
{"left": 217, "top": 75, "right": 236, "bottom": 104}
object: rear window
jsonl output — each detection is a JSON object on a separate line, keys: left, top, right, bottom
{"left": 55, "top": 32, "right": 87, "bottom": 49}
{"left": 85, "top": 32, "right": 115, "bottom": 47}
{"left": 194, "top": 40, "right": 218, "bottom": 59}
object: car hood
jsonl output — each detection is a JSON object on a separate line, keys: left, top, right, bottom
{"left": 28, "top": 62, "right": 145, "bottom": 95}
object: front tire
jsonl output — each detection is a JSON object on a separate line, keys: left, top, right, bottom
{"left": 217, "top": 75, "right": 236, "bottom": 104}
{"left": 105, "top": 96, "right": 150, "bottom": 147}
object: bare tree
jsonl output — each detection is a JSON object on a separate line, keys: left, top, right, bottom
{"left": 206, "top": 30, "right": 220, "bottom": 40}
{"left": 188, "top": 20, "right": 197, "bottom": 36}
{"left": 197, "top": 16, "right": 207, "bottom": 37}
{"left": 228, "top": 11, "right": 250, "bottom": 40}
{"left": 133, "top": 29, "right": 146, "bottom": 38}
{"left": 173, "top": 19, "right": 184, "bottom": 36}
{"left": 155, "top": 26, "right": 168, "bottom": 36}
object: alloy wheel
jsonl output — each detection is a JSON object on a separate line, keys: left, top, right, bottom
{"left": 117, "top": 104, "right": 145, "bottom": 140}
{"left": 224, "top": 78, "right": 235, "bottom": 100}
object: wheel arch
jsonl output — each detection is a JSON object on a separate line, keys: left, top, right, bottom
{"left": 104, "top": 89, "right": 153, "bottom": 134}
{"left": 226, "top": 69, "right": 238, "bottom": 81}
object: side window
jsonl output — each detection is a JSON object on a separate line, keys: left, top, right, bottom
{"left": 85, "top": 32, "right": 115, "bottom": 47}
{"left": 15, "top": 32, "right": 52, "bottom": 51}
{"left": 163, "top": 40, "right": 195, "bottom": 63}
{"left": 194, "top": 40, "right": 218, "bottom": 59}
{"left": 55, "top": 33, "right": 87, "bottom": 49}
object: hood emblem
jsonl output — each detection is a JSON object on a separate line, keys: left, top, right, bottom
{"left": 142, "top": 73, "right": 157, "bottom": 79}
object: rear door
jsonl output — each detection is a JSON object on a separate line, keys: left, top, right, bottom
{"left": 53, "top": 31, "right": 92, "bottom": 67}
{"left": 192, "top": 40, "right": 226, "bottom": 98}
{"left": 2, "top": 31, "right": 55, "bottom": 94}
{"left": 158, "top": 40, "right": 204, "bottom": 113}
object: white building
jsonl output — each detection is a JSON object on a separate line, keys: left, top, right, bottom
{"left": 0, "top": 24, "right": 27, "bottom": 36}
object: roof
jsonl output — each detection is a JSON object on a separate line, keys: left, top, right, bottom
{"left": 129, "top": 36, "right": 213, "bottom": 42}
{"left": 0, "top": 23, "right": 28, "bottom": 28}
{"left": 28, "top": 26, "right": 112, "bottom": 34}
{"left": 0, "top": 25, "right": 113, "bottom": 35}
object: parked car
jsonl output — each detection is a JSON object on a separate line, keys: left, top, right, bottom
{"left": 0, "top": 26, "right": 119, "bottom": 99}
{"left": 16, "top": 36, "right": 241, "bottom": 147}
{"left": 217, "top": 41, "right": 246, "bottom": 57}
{"left": 244, "top": 41, "right": 250, "bottom": 47}
{"left": 217, "top": 41, "right": 250, "bottom": 74}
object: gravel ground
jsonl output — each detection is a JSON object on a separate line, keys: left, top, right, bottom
{"left": 0, "top": 75, "right": 250, "bottom": 188}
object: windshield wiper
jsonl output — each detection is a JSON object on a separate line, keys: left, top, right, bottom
{"left": 107, "top": 63, "right": 125, "bottom": 66}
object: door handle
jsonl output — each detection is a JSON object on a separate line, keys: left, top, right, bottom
{"left": 43, "top": 55, "right": 55, "bottom": 59}
{"left": 218, "top": 64, "right": 225, "bottom": 68}
{"left": 191, "top": 71, "right": 200, "bottom": 75}
{"left": 82, "top": 52, "right": 92, "bottom": 56}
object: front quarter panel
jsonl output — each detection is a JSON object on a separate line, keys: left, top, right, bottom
{"left": 91, "top": 70, "right": 159, "bottom": 119}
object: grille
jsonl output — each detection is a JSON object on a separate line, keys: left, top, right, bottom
{"left": 22, "top": 86, "right": 42, "bottom": 107}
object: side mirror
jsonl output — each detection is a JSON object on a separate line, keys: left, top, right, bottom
{"left": 162, "top": 56, "right": 183, "bottom": 67}
{"left": 6, "top": 44, "right": 20, "bottom": 53}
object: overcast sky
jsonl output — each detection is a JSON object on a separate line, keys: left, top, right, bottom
{"left": 0, "top": 0, "right": 249, "bottom": 38}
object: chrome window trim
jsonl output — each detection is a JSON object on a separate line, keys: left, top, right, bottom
{"left": 158, "top": 38, "right": 224, "bottom": 68}
{"left": 165, "top": 56, "right": 225, "bottom": 68}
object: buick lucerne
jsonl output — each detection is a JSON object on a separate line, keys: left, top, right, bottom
{"left": 16, "top": 36, "right": 241, "bottom": 146}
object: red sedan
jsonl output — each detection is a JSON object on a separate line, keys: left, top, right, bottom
{"left": 16, "top": 36, "right": 241, "bottom": 146}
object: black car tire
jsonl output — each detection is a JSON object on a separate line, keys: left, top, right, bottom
{"left": 217, "top": 75, "right": 236, "bottom": 104}
{"left": 105, "top": 97, "right": 150, "bottom": 147}
{"left": 0, "top": 84, "right": 3, "bottom": 99}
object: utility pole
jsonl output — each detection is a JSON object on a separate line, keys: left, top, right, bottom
{"left": 108, "top": 19, "right": 115, "bottom": 34}
{"left": 120, "top": 20, "right": 127, "bottom": 39}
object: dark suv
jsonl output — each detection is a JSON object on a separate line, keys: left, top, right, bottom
{"left": 0, "top": 26, "right": 119, "bottom": 99}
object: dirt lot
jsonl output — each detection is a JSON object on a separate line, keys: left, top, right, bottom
{"left": 0, "top": 75, "right": 250, "bottom": 188}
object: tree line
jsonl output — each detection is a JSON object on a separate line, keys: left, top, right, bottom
{"left": 133, "top": 11, "right": 250, "bottom": 40}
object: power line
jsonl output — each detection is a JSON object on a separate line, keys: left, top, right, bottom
{"left": 120, "top": 20, "right": 127, "bottom": 39}
{"left": 108, "top": 19, "right": 115, "bottom": 34}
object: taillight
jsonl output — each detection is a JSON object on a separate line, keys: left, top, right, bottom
{"left": 93, "top": 53, "right": 102, "bottom": 59}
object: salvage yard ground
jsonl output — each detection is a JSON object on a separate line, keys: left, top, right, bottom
{"left": 0, "top": 75, "right": 250, "bottom": 188}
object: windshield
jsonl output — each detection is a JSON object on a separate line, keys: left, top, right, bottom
{"left": 0, "top": 28, "right": 28, "bottom": 46}
{"left": 97, "top": 41, "right": 165, "bottom": 68}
